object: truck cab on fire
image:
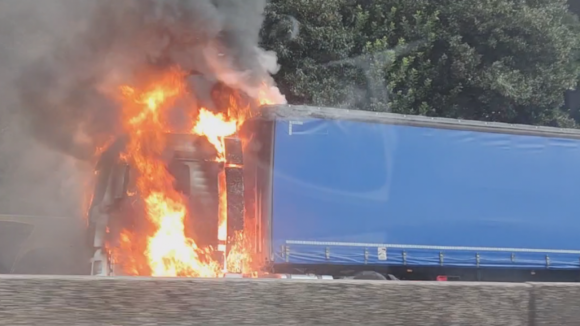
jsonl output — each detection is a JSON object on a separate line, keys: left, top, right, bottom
{"left": 87, "top": 133, "right": 245, "bottom": 276}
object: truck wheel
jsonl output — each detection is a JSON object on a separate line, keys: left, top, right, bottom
{"left": 352, "top": 271, "right": 387, "bottom": 280}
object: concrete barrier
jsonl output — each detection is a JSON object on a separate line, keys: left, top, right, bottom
{"left": 531, "top": 282, "right": 580, "bottom": 326}
{"left": 0, "top": 275, "right": 533, "bottom": 326}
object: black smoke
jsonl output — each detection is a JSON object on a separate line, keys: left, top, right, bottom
{"left": 0, "top": 0, "right": 284, "bottom": 273}
{"left": 15, "top": 0, "right": 283, "bottom": 161}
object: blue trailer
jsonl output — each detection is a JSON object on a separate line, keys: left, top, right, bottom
{"left": 245, "top": 105, "right": 580, "bottom": 281}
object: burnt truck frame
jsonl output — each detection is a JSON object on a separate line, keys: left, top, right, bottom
{"left": 87, "top": 132, "right": 246, "bottom": 276}
{"left": 89, "top": 104, "right": 580, "bottom": 281}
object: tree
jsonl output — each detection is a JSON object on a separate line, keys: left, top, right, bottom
{"left": 261, "top": 0, "right": 367, "bottom": 107}
{"left": 261, "top": 0, "right": 580, "bottom": 126}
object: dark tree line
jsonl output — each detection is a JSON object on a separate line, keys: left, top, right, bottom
{"left": 261, "top": 0, "right": 580, "bottom": 127}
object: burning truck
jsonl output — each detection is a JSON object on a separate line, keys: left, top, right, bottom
{"left": 89, "top": 133, "right": 250, "bottom": 276}
{"left": 87, "top": 69, "right": 274, "bottom": 277}
{"left": 15, "top": 0, "right": 291, "bottom": 278}
{"left": 17, "top": 1, "right": 580, "bottom": 282}
{"left": 88, "top": 95, "right": 580, "bottom": 282}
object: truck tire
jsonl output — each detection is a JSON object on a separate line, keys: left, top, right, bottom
{"left": 352, "top": 271, "right": 388, "bottom": 280}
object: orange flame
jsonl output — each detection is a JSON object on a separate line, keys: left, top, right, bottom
{"left": 226, "top": 230, "right": 253, "bottom": 273}
{"left": 117, "top": 68, "right": 221, "bottom": 277}
{"left": 145, "top": 191, "right": 220, "bottom": 277}
{"left": 109, "top": 66, "right": 283, "bottom": 277}
{"left": 258, "top": 83, "right": 279, "bottom": 106}
{"left": 192, "top": 108, "right": 237, "bottom": 161}
{"left": 217, "top": 170, "right": 228, "bottom": 246}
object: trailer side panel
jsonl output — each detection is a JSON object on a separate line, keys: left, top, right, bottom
{"left": 270, "top": 117, "right": 580, "bottom": 269}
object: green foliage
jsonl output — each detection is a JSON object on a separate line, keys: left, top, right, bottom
{"left": 261, "top": 0, "right": 580, "bottom": 127}
{"left": 261, "top": 0, "right": 364, "bottom": 107}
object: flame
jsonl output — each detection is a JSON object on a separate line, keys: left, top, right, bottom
{"left": 217, "top": 170, "right": 228, "bottom": 245}
{"left": 108, "top": 65, "right": 283, "bottom": 278}
{"left": 192, "top": 108, "right": 237, "bottom": 161}
{"left": 191, "top": 108, "right": 241, "bottom": 271}
{"left": 115, "top": 230, "right": 141, "bottom": 276}
{"left": 226, "top": 230, "right": 253, "bottom": 273}
{"left": 257, "top": 83, "right": 280, "bottom": 106}
{"left": 145, "top": 191, "right": 220, "bottom": 277}
{"left": 117, "top": 68, "right": 221, "bottom": 277}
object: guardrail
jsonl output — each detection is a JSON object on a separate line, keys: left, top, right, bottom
{"left": 0, "top": 275, "right": 577, "bottom": 325}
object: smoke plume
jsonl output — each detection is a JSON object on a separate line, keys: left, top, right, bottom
{"left": 16, "top": 0, "right": 282, "bottom": 161}
{"left": 0, "top": 0, "right": 282, "bottom": 273}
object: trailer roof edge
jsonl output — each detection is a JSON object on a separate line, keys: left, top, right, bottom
{"left": 257, "top": 105, "right": 580, "bottom": 140}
